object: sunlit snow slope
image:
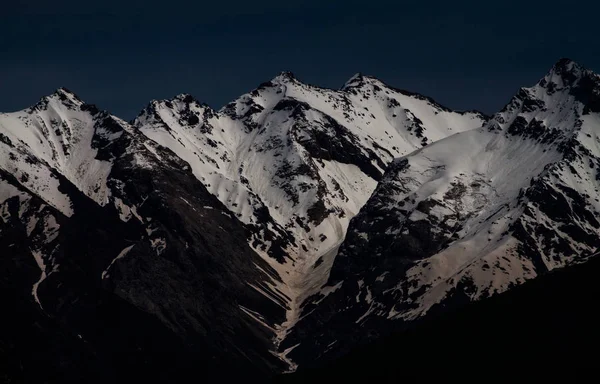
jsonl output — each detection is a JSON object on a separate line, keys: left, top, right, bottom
{"left": 285, "top": 59, "right": 600, "bottom": 367}
{"left": 0, "top": 72, "right": 486, "bottom": 375}
{"left": 132, "top": 72, "right": 486, "bottom": 353}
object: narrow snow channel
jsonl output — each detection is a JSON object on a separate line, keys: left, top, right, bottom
{"left": 102, "top": 244, "right": 136, "bottom": 280}
{"left": 31, "top": 250, "right": 47, "bottom": 310}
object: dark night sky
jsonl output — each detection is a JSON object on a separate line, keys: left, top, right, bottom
{"left": 2, "top": 0, "right": 599, "bottom": 119}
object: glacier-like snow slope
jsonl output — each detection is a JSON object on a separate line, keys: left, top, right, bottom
{"left": 284, "top": 59, "right": 600, "bottom": 366}
{"left": 132, "top": 72, "right": 486, "bottom": 352}
{"left": 0, "top": 89, "right": 129, "bottom": 214}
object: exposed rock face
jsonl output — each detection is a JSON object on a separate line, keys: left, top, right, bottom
{"left": 0, "top": 73, "right": 484, "bottom": 379}
{"left": 276, "top": 249, "right": 600, "bottom": 383}
{"left": 0, "top": 90, "right": 287, "bottom": 379}
{"left": 283, "top": 59, "right": 600, "bottom": 367}
{"left": 3, "top": 59, "right": 600, "bottom": 381}
{"left": 131, "top": 73, "right": 485, "bottom": 359}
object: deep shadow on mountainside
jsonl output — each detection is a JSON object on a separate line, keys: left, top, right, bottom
{"left": 276, "top": 252, "right": 600, "bottom": 383}
{"left": 4, "top": 249, "right": 599, "bottom": 383}
{"left": 0, "top": 143, "right": 286, "bottom": 382}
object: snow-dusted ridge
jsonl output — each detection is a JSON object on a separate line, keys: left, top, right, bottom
{"left": 0, "top": 87, "right": 128, "bottom": 215}
{"left": 0, "top": 72, "right": 486, "bottom": 372}
{"left": 1, "top": 84, "right": 295, "bottom": 374}
{"left": 132, "top": 71, "right": 487, "bottom": 352}
{"left": 5, "top": 60, "right": 599, "bottom": 375}
{"left": 283, "top": 58, "right": 600, "bottom": 367}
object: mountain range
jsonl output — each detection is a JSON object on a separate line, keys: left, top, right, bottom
{"left": 1, "top": 58, "right": 598, "bottom": 382}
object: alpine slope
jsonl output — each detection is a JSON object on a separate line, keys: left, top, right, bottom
{"left": 131, "top": 71, "right": 485, "bottom": 361}
{"left": 2, "top": 58, "right": 599, "bottom": 381}
{"left": 282, "top": 58, "right": 600, "bottom": 367}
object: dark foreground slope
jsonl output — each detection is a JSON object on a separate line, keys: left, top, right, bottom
{"left": 0, "top": 161, "right": 283, "bottom": 383}
{"left": 277, "top": 253, "right": 600, "bottom": 383}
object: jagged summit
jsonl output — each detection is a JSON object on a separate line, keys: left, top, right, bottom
{"left": 3, "top": 59, "right": 600, "bottom": 380}
{"left": 171, "top": 93, "right": 199, "bottom": 102}
{"left": 536, "top": 58, "right": 600, "bottom": 96}
{"left": 486, "top": 58, "right": 600, "bottom": 145}
{"left": 31, "top": 87, "right": 84, "bottom": 111}
{"left": 284, "top": 58, "right": 600, "bottom": 368}
{"left": 144, "top": 93, "right": 204, "bottom": 107}
{"left": 341, "top": 72, "right": 366, "bottom": 89}
{"left": 548, "top": 57, "right": 584, "bottom": 78}
{"left": 340, "top": 72, "right": 387, "bottom": 91}
{"left": 51, "top": 86, "right": 80, "bottom": 100}
{"left": 274, "top": 71, "right": 297, "bottom": 81}
{"left": 130, "top": 67, "right": 486, "bottom": 367}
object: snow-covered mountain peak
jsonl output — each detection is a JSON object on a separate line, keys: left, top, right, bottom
{"left": 0, "top": 92, "right": 131, "bottom": 214}
{"left": 542, "top": 58, "right": 586, "bottom": 89}
{"left": 485, "top": 60, "right": 600, "bottom": 145}
{"left": 342, "top": 73, "right": 401, "bottom": 95}
{"left": 32, "top": 87, "right": 86, "bottom": 113}
{"left": 273, "top": 71, "right": 297, "bottom": 82}
{"left": 2, "top": 73, "right": 488, "bottom": 371}
{"left": 50, "top": 86, "right": 81, "bottom": 101}
{"left": 54, "top": 86, "right": 79, "bottom": 98}
{"left": 340, "top": 72, "right": 391, "bottom": 92}
{"left": 341, "top": 72, "right": 487, "bottom": 119}
{"left": 530, "top": 58, "right": 600, "bottom": 107}
{"left": 131, "top": 72, "right": 490, "bottom": 363}
{"left": 341, "top": 72, "right": 367, "bottom": 89}
{"left": 283, "top": 61, "right": 600, "bottom": 365}
{"left": 10, "top": 61, "right": 600, "bottom": 377}
{"left": 134, "top": 72, "right": 489, "bottom": 247}
{"left": 137, "top": 94, "right": 217, "bottom": 135}
{"left": 169, "top": 93, "right": 211, "bottom": 108}
{"left": 149, "top": 93, "right": 206, "bottom": 109}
